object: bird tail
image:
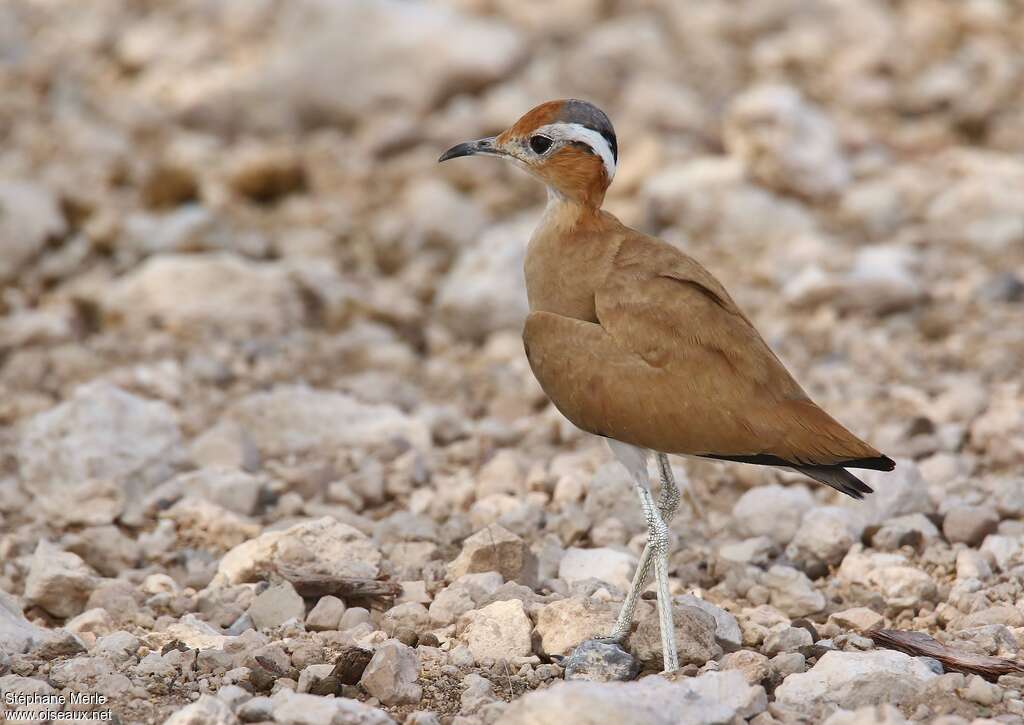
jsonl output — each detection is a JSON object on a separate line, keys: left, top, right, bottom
{"left": 790, "top": 465, "right": 874, "bottom": 500}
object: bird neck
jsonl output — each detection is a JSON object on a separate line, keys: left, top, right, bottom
{"left": 541, "top": 187, "right": 604, "bottom": 234}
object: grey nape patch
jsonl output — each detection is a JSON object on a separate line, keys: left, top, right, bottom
{"left": 558, "top": 99, "right": 617, "bottom": 162}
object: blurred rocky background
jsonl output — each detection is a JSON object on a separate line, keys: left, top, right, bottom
{"left": 1, "top": 0, "right": 1023, "bottom": 723}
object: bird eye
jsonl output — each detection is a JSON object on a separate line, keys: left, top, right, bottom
{"left": 529, "top": 135, "right": 553, "bottom": 154}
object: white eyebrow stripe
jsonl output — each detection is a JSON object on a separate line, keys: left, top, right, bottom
{"left": 535, "top": 122, "right": 616, "bottom": 180}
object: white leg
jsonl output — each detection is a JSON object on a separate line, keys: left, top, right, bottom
{"left": 605, "top": 442, "right": 679, "bottom": 673}
{"left": 635, "top": 483, "right": 678, "bottom": 672}
{"left": 605, "top": 452, "right": 680, "bottom": 642}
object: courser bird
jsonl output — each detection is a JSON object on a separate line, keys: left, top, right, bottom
{"left": 439, "top": 99, "right": 894, "bottom": 673}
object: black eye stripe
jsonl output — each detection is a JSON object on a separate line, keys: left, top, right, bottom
{"left": 568, "top": 140, "right": 597, "bottom": 155}
{"left": 599, "top": 129, "right": 618, "bottom": 162}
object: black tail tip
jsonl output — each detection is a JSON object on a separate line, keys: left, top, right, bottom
{"left": 848, "top": 477, "right": 874, "bottom": 499}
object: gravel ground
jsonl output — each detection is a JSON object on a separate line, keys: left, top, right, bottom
{"left": 1, "top": 1, "right": 1024, "bottom": 723}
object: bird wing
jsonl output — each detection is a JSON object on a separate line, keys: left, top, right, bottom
{"left": 523, "top": 231, "right": 888, "bottom": 468}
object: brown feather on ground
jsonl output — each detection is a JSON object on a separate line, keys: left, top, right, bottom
{"left": 871, "top": 629, "right": 1024, "bottom": 681}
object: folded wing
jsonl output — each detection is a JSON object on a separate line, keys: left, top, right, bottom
{"left": 523, "top": 232, "right": 893, "bottom": 497}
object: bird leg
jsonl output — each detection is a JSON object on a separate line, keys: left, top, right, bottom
{"left": 602, "top": 453, "right": 680, "bottom": 644}
{"left": 598, "top": 450, "right": 679, "bottom": 671}
{"left": 637, "top": 483, "right": 679, "bottom": 672}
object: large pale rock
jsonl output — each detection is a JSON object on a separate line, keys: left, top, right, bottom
{"left": 643, "top": 158, "right": 818, "bottom": 249}
{"left": 720, "top": 650, "right": 771, "bottom": 685}
{"left": 942, "top": 505, "right": 999, "bottom": 546}
{"left": 397, "top": 179, "right": 488, "bottom": 256}
{"left": 162, "top": 615, "right": 232, "bottom": 651}
{"left": 0, "top": 589, "right": 46, "bottom": 653}
{"left": 104, "top": 253, "right": 303, "bottom": 335}
{"left": 822, "top": 705, "right": 909, "bottom": 725}
{"left": 176, "top": 0, "right": 524, "bottom": 132}
{"left": 824, "top": 608, "right": 885, "bottom": 637}
{"left": 161, "top": 497, "right": 259, "bottom": 552}
{"left": 227, "top": 385, "right": 429, "bottom": 457}
{"left": 724, "top": 85, "right": 850, "bottom": 198}
{"left": 839, "top": 246, "right": 924, "bottom": 314}
{"left": 980, "top": 534, "right": 1023, "bottom": 571}
{"left": 842, "top": 459, "right": 931, "bottom": 525}
{"left": 870, "top": 513, "right": 941, "bottom": 551}
{"left": 925, "top": 156, "right": 1024, "bottom": 254}
{"left": 0, "top": 181, "right": 66, "bottom": 282}
{"left": 270, "top": 689, "right": 395, "bottom": 725}
{"left": 169, "top": 467, "right": 262, "bottom": 516}
{"left": 498, "top": 670, "right": 766, "bottom": 725}
{"left": 306, "top": 595, "right": 346, "bottom": 631}
{"left": 786, "top": 507, "right": 859, "bottom": 574}
{"left": 785, "top": 246, "right": 925, "bottom": 316}
{"left": 837, "top": 547, "right": 936, "bottom": 609}
{"left": 163, "top": 694, "right": 239, "bottom": 724}
{"left": 761, "top": 565, "right": 825, "bottom": 618}
{"left": 18, "top": 381, "right": 183, "bottom": 525}
{"left": 429, "top": 573, "right": 504, "bottom": 627}
{"left": 216, "top": 517, "right": 382, "bottom": 585}
{"left": 774, "top": 650, "right": 937, "bottom": 715}
{"left": 678, "top": 595, "right": 742, "bottom": 651}
{"left": 359, "top": 640, "right": 421, "bottom": 706}
{"left": 248, "top": 582, "right": 305, "bottom": 630}
{"left": 534, "top": 596, "right": 618, "bottom": 657}
{"left": 628, "top": 603, "right": 721, "bottom": 667}
{"left": 435, "top": 216, "right": 532, "bottom": 341}
{"left": 583, "top": 463, "right": 646, "bottom": 534}
{"left": 732, "top": 484, "right": 816, "bottom": 545}
{"left": 970, "top": 389, "right": 1024, "bottom": 466}
{"left": 448, "top": 525, "right": 538, "bottom": 587}
{"left": 0, "top": 675, "right": 61, "bottom": 721}
{"left": 459, "top": 599, "right": 533, "bottom": 661}
{"left": 558, "top": 547, "right": 637, "bottom": 592}
{"left": 24, "top": 542, "right": 99, "bottom": 619}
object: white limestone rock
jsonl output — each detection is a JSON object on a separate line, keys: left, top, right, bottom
{"left": 534, "top": 596, "right": 618, "bottom": 657}
{"left": 104, "top": 253, "right": 303, "bottom": 336}
{"left": 732, "top": 484, "right": 816, "bottom": 545}
{"left": 0, "top": 589, "right": 46, "bottom": 653}
{"left": 247, "top": 581, "right": 305, "bottom": 630}
{"left": 18, "top": 381, "right": 183, "bottom": 526}
{"left": 226, "top": 385, "right": 430, "bottom": 458}
{"left": 761, "top": 565, "right": 826, "bottom": 618}
{"left": 786, "top": 506, "right": 860, "bottom": 573}
{"left": 774, "top": 650, "right": 937, "bottom": 715}
{"left": 499, "top": 670, "right": 766, "bottom": 725}
{"left": 558, "top": 547, "right": 638, "bottom": 592}
{"left": 837, "top": 547, "right": 937, "bottom": 609}
{"left": 447, "top": 525, "right": 538, "bottom": 587}
{"left": 24, "top": 541, "right": 99, "bottom": 619}
{"left": 270, "top": 688, "right": 395, "bottom": 725}
{"left": 458, "top": 599, "right": 533, "bottom": 661}
{"left": 724, "top": 84, "right": 850, "bottom": 198}
{"left": 216, "top": 517, "right": 382, "bottom": 585}
{"left": 435, "top": 216, "right": 532, "bottom": 341}
{"left": 0, "top": 181, "right": 66, "bottom": 283}
{"left": 842, "top": 459, "right": 932, "bottom": 526}
{"left": 359, "top": 639, "right": 421, "bottom": 706}
{"left": 173, "top": 0, "right": 524, "bottom": 132}
{"left": 163, "top": 694, "right": 239, "bottom": 725}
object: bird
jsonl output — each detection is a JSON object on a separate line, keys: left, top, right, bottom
{"left": 439, "top": 99, "right": 894, "bottom": 673}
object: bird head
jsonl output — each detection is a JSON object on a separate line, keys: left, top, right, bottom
{"left": 439, "top": 99, "right": 617, "bottom": 208}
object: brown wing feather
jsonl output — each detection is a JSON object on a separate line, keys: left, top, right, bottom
{"left": 523, "top": 230, "right": 885, "bottom": 466}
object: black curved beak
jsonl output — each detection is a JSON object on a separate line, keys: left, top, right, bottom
{"left": 438, "top": 137, "right": 501, "bottom": 163}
